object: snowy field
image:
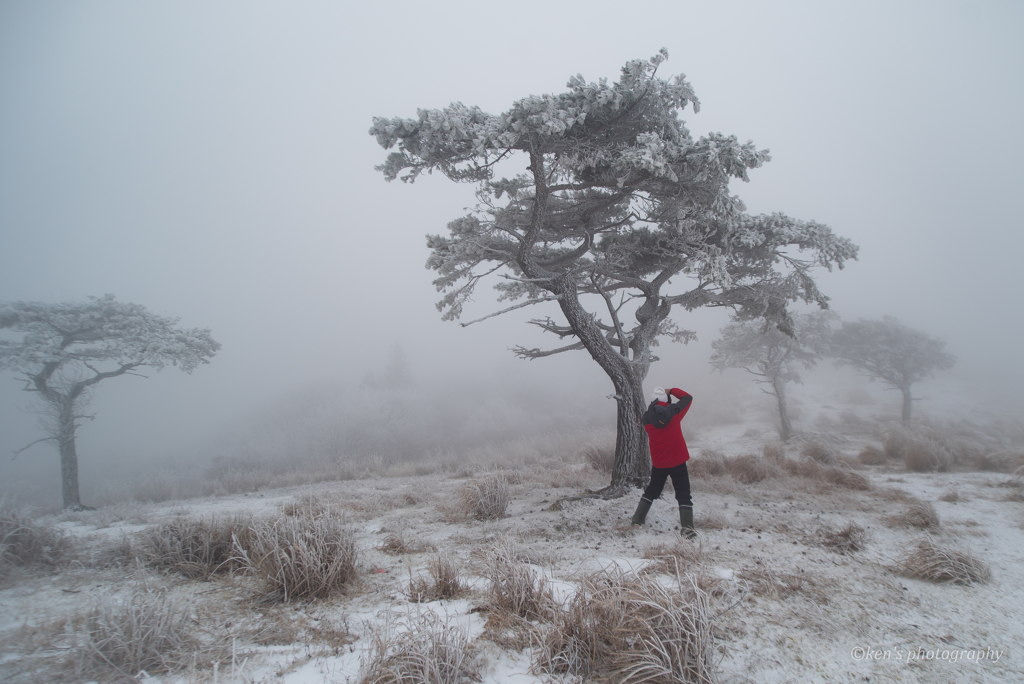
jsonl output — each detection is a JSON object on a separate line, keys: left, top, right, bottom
{"left": 2, "top": 391, "right": 1023, "bottom": 684}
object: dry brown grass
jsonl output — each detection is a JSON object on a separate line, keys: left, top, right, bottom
{"left": 694, "top": 510, "right": 728, "bottom": 530}
{"left": 377, "top": 526, "right": 433, "bottom": 556}
{"left": 0, "top": 506, "right": 73, "bottom": 581}
{"left": 762, "top": 441, "right": 786, "bottom": 463}
{"left": 643, "top": 534, "right": 709, "bottom": 573}
{"left": 737, "top": 557, "right": 818, "bottom": 600}
{"left": 358, "top": 609, "right": 479, "bottom": 684}
{"left": 233, "top": 511, "right": 357, "bottom": 602}
{"left": 801, "top": 440, "right": 838, "bottom": 465}
{"left": 883, "top": 423, "right": 955, "bottom": 472}
{"left": 688, "top": 450, "right": 728, "bottom": 478}
{"left": 726, "top": 454, "right": 774, "bottom": 484}
{"left": 821, "top": 466, "right": 870, "bottom": 491}
{"left": 532, "top": 567, "right": 717, "bottom": 684}
{"left": 857, "top": 445, "right": 886, "bottom": 465}
{"left": 814, "top": 522, "right": 868, "bottom": 554}
{"left": 71, "top": 584, "right": 227, "bottom": 680}
{"left": 976, "top": 449, "right": 1024, "bottom": 473}
{"left": 938, "top": 488, "right": 963, "bottom": 503}
{"left": 888, "top": 501, "right": 940, "bottom": 529}
{"left": 582, "top": 444, "right": 615, "bottom": 473}
{"left": 486, "top": 539, "right": 554, "bottom": 621}
{"left": 407, "top": 552, "right": 468, "bottom": 603}
{"left": 139, "top": 515, "right": 254, "bottom": 580}
{"left": 456, "top": 474, "right": 511, "bottom": 521}
{"left": 895, "top": 539, "right": 991, "bottom": 585}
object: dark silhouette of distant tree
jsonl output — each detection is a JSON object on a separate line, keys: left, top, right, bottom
{"left": 832, "top": 317, "right": 954, "bottom": 424}
{"left": 710, "top": 311, "right": 835, "bottom": 441}
{"left": 0, "top": 295, "right": 220, "bottom": 509}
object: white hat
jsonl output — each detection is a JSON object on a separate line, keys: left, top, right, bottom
{"left": 651, "top": 387, "right": 669, "bottom": 403}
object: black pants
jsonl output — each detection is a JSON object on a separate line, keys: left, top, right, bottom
{"left": 642, "top": 462, "right": 692, "bottom": 507}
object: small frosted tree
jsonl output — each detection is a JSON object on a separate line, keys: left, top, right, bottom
{"left": 371, "top": 51, "right": 857, "bottom": 493}
{"left": 710, "top": 311, "right": 835, "bottom": 441}
{"left": 831, "top": 317, "right": 955, "bottom": 424}
{"left": 0, "top": 295, "right": 220, "bottom": 509}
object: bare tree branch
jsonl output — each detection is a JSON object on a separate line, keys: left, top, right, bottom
{"left": 458, "top": 296, "right": 561, "bottom": 327}
{"left": 512, "top": 341, "right": 586, "bottom": 359}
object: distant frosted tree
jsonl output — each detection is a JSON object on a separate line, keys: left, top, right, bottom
{"left": 0, "top": 295, "right": 220, "bottom": 509}
{"left": 710, "top": 311, "right": 836, "bottom": 441}
{"left": 371, "top": 50, "right": 857, "bottom": 494}
{"left": 832, "top": 317, "right": 955, "bottom": 424}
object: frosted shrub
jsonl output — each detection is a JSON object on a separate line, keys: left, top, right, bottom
{"left": 459, "top": 474, "right": 511, "bottom": 521}
{"left": 234, "top": 512, "right": 357, "bottom": 601}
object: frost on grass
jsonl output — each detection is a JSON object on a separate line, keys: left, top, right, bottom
{"left": 71, "top": 583, "right": 226, "bottom": 680}
{"left": 486, "top": 538, "right": 554, "bottom": 621}
{"left": 457, "top": 474, "right": 511, "bottom": 521}
{"left": 896, "top": 539, "right": 991, "bottom": 585}
{"left": 139, "top": 515, "right": 254, "bottom": 580}
{"left": 888, "top": 501, "right": 940, "bottom": 529}
{"left": 813, "top": 522, "right": 868, "bottom": 554}
{"left": 533, "top": 567, "right": 717, "bottom": 684}
{"left": 358, "top": 609, "right": 479, "bottom": 684}
{"left": 0, "top": 506, "right": 73, "bottom": 581}
{"left": 407, "top": 552, "right": 468, "bottom": 603}
{"left": 234, "top": 511, "right": 357, "bottom": 602}
{"left": 643, "top": 533, "right": 710, "bottom": 573}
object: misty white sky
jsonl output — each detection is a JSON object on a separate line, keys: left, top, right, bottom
{"left": 2, "top": 0, "right": 1022, "bottom": 495}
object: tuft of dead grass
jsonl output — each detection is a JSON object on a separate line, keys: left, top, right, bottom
{"left": 737, "top": 557, "right": 817, "bottom": 600}
{"left": 883, "top": 423, "right": 955, "bottom": 472}
{"left": 486, "top": 539, "right": 554, "bottom": 621}
{"left": 762, "top": 441, "right": 786, "bottom": 463}
{"left": 801, "top": 440, "right": 838, "bottom": 465}
{"left": 726, "top": 454, "right": 774, "bottom": 484}
{"left": 976, "top": 449, "right": 1024, "bottom": 473}
{"left": 407, "top": 552, "right": 468, "bottom": 603}
{"left": 888, "top": 501, "right": 940, "bottom": 529}
{"left": 582, "top": 444, "right": 615, "bottom": 473}
{"left": 139, "top": 515, "right": 253, "bottom": 580}
{"left": 358, "top": 609, "right": 479, "bottom": 684}
{"left": 814, "top": 522, "right": 868, "bottom": 554}
{"left": 895, "top": 539, "right": 991, "bottom": 585}
{"left": 688, "top": 450, "right": 727, "bottom": 478}
{"left": 72, "top": 583, "right": 226, "bottom": 680}
{"left": 857, "top": 445, "right": 886, "bottom": 466}
{"left": 643, "top": 534, "right": 709, "bottom": 573}
{"left": 457, "top": 474, "right": 511, "bottom": 521}
{"left": 233, "top": 511, "right": 357, "bottom": 602}
{"left": 0, "top": 506, "right": 73, "bottom": 581}
{"left": 694, "top": 510, "right": 728, "bottom": 530}
{"left": 938, "top": 488, "right": 963, "bottom": 503}
{"left": 821, "top": 466, "right": 870, "bottom": 491}
{"left": 532, "top": 567, "right": 717, "bottom": 684}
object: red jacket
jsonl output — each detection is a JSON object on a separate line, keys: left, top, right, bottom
{"left": 643, "top": 389, "right": 692, "bottom": 469}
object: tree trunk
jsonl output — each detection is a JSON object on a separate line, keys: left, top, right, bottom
{"left": 610, "top": 375, "right": 651, "bottom": 491}
{"left": 550, "top": 277, "right": 651, "bottom": 496}
{"left": 901, "top": 387, "right": 913, "bottom": 424}
{"left": 772, "top": 376, "right": 792, "bottom": 442}
{"left": 57, "top": 401, "right": 82, "bottom": 510}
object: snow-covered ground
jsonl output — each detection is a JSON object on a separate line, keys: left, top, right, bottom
{"left": 2, "top": 395, "right": 1023, "bottom": 684}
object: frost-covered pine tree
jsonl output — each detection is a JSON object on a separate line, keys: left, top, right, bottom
{"left": 0, "top": 295, "right": 220, "bottom": 509}
{"left": 832, "top": 317, "right": 955, "bottom": 424}
{"left": 371, "top": 51, "right": 858, "bottom": 494}
{"left": 710, "top": 311, "right": 836, "bottom": 441}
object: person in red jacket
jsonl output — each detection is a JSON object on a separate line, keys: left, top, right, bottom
{"left": 630, "top": 386, "right": 695, "bottom": 537}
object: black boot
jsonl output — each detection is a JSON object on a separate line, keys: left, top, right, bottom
{"left": 631, "top": 497, "right": 653, "bottom": 525}
{"left": 679, "top": 505, "right": 696, "bottom": 538}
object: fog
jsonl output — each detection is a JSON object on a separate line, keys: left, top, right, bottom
{"left": 2, "top": 0, "right": 1022, "bottom": 508}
